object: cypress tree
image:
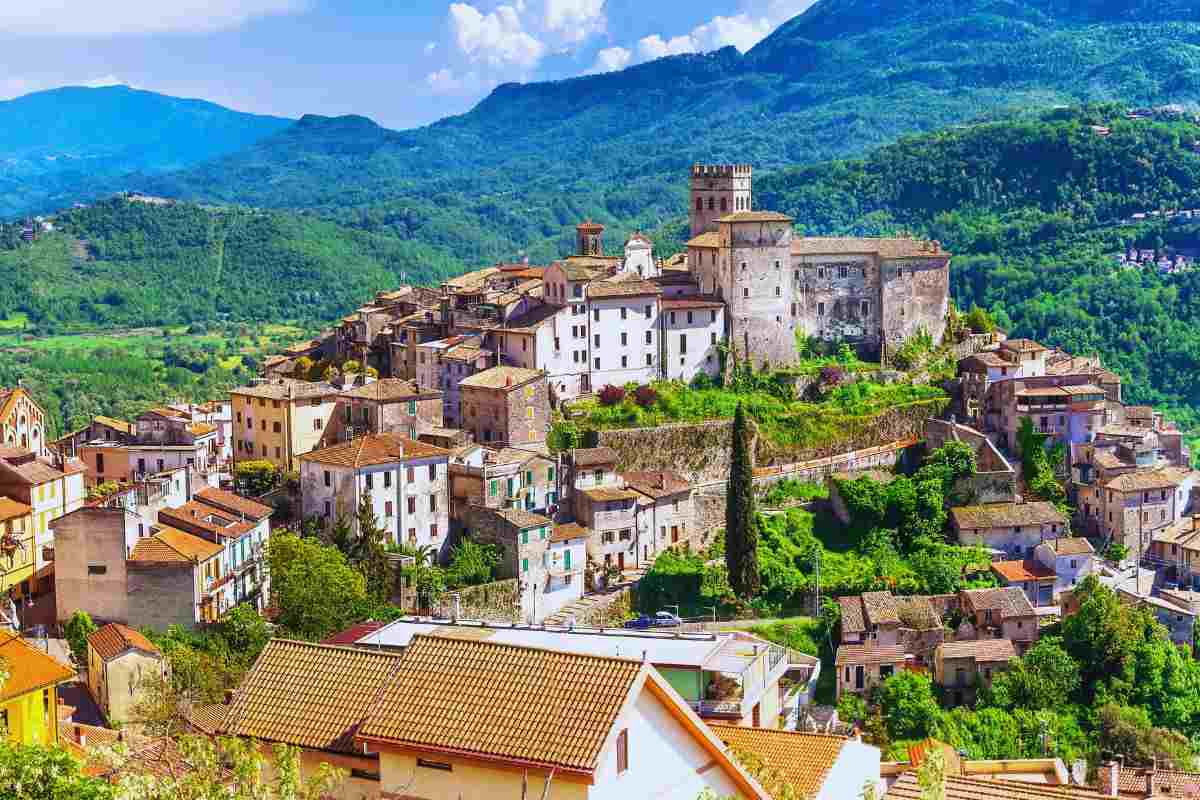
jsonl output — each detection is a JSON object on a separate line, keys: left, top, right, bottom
{"left": 725, "top": 402, "right": 760, "bottom": 599}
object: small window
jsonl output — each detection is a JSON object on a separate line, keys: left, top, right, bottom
{"left": 417, "top": 758, "right": 453, "bottom": 772}
{"left": 742, "top": 288, "right": 749, "bottom": 298}
{"left": 616, "top": 729, "right": 629, "bottom": 774}
{"left": 87, "top": 564, "right": 107, "bottom": 575}
{"left": 593, "top": 309, "right": 600, "bottom": 322}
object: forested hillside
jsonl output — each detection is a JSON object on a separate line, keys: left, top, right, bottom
{"left": 125, "top": 0, "right": 1200, "bottom": 265}
{"left": 0, "top": 198, "right": 461, "bottom": 331}
{"left": 0, "top": 86, "right": 290, "bottom": 219}
{"left": 756, "top": 105, "right": 1200, "bottom": 423}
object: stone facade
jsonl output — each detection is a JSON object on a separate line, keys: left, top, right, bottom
{"left": 125, "top": 563, "right": 198, "bottom": 632}
{"left": 460, "top": 367, "right": 549, "bottom": 448}
{"left": 689, "top": 164, "right": 753, "bottom": 239}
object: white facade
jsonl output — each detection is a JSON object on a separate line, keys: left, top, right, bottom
{"left": 623, "top": 235, "right": 658, "bottom": 279}
{"left": 588, "top": 295, "right": 659, "bottom": 388}
{"left": 541, "top": 534, "right": 586, "bottom": 619}
{"left": 661, "top": 302, "right": 724, "bottom": 382}
{"left": 302, "top": 454, "right": 451, "bottom": 557}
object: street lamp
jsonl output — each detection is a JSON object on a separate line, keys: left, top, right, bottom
{"left": 704, "top": 605, "right": 717, "bottom": 626}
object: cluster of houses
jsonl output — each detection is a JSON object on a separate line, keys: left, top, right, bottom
{"left": 1117, "top": 246, "right": 1194, "bottom": 274}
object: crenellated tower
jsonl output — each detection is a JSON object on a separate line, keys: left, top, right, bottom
{"left": 689, "top": 164, "right": 752, "bottom": 238}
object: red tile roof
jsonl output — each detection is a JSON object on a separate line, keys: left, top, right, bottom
{"left": 87, "top": 623, "right": 161, "bottom": 661}
{"left": 195, "top": 487, "right": 272, "bottom": 521}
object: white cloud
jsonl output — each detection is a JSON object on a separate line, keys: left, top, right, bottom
{"left": 449, "top": 3, "right": 545, "bottom": 69}
{"left": 426, "top": 68, "right": 465, "bottom": 92}
{"left": 630, "top": 1, "right": 819, "bottom": 67}
{"left": 424, "top": 41, "right": 437, "bottom": 55}
{"left": 0, "top": 0, "right": 308, "bottom": 36}
{"left": 636, "top": 33, "right": 697, "bottom": 61}
{"left": 586, "top": 45, "right": 630, "bottom": 74}
{"left": 543, "top": 0, "right": 605, "bottom": 44}
{"left": 0, "top": 74, "right": 138, "bottom": 100}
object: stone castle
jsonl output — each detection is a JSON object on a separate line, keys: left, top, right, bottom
{"left": 686, "top": 163, "right": 950, "bottom": 365}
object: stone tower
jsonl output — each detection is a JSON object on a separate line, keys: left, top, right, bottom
{"left": 576, "top": 220, "right": 605, "bottom": 256}
{"left": 689, "top": 164, "right": 752, "bottom": 238}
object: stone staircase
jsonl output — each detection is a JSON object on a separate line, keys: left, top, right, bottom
{"left": 543, "top": 568, "right": 645, "bottom": 627}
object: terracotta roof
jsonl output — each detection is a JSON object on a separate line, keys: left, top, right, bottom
{"left": 886, "top": 772, "right": 1107, "bottom": 800}
{"left": 938, "top": 638, "right": 1017, "bottom": 663}
{"left": 358, "top": 635, "right": 643, "bottom": 774}
{"left": 718, "top": 211, "right": 794, "bottom": 223}
{"left": 0, "top": 497, "right": 31, "bottom": 521}
{"left": 499, "top": 304, "right": 561, "bottom": 334}
{"left": 231, "top": 379, "right": 338, "bottom": 401}
{"left": 340, "top": 378, "right": 435, "bottom": 401}
{"left": 129, "top": 526, "right": 223, "bottom": 564}
{"left": 480, "top": 506, "right": 551, "bottom": 529}
{"left": 195, "top": 487, "right": 273, "bottom": 521}
{"left": 961, "top": 586, "right": 1035, "bottom": 619}
{"left": 581, "top": 486, "right": 640, "bottom": 502}
{"left": 792, "top": 236, "right": 947, "bottom": 258}
{"left": 0, "top": 630, "right": 75, "bottom": 701}
{"left": 551, "top": 522, "right": 590, "bottom": 542}
{"left": 0, "top": 457, "right": 64, "bottom": 485}
{"left": 87, "top": 623, "right": 160, "bottom": 661}
{"left": 186, "top": 422, "right": 217, "bottom": 437}
{"left": 458, "top": 366, "right": 543, "bottom": 391}
{"left": 960, "top": 352, "right": 1009, "bottom": 369}
{"left": 322, "top": 621, "right": 389, "bottom": 646}
{"left": 1044, "top": 537, "right": 1094, "bottom": 556}
{"left": 587, "top": 278, "right": 662, "bottom": 299}
{"left": 1118, "top": 768, "right": 1200, "bottom": 795}
{"left": 838, "top": 597, "right": 866, "bottom": 633}
{"left": 991, "top": 559, "right": 1056, "bottom": 583}
{"left": 570, "top": 447, "right": 618, "bottom": 467}
{"left": 620, "top": 470, "right": 690, "bottom": 499}
{"left": 94, "top": 416, "right": 133, "bottom": 435}
{"left": 184, "top": 703, "right": 229, "bottom": 736}
{"left": 222, "top": 639, "right": 405, "bottom": 754}
{"left": 686, "top": 232, "right": 721, "bottom": 248}
{"left": 950, "top": 502, "right": 1067, "bottom": 530}
{"left": 575, "top": 220, "right": 604, "bottom": 232}
{"left": 862, "top": 591, "right": 900, "bottom": 625}
{"left": 300, "top": 433, "right": 451, "bottom": 469}
{"left": 712, "top": 725, "right": 846, "bottom": 798}
{"left": 158, "top": 502, "right": 256, "bottom": 541}
{"left": 1104, "top": 469, "right": 1184, "bottom": 492}
{"left": 661, "top": 296, "right": 725, "bottom": 310}
{"left": 1000, "top": 338, "right": 1048, "bottom": 353}
{"left": 894, "top": 596, "right": 941, "bottom": 629}
{"left": 556, "top": 262, "right": 606, "bottom": 281}
{"left": 834, "top": 643, "right": 907, "bottom": 666}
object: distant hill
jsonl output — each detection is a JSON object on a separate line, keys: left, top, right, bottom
{"left": 0, "top": 85, "right": 291, "bottom": 219}
{"left": 123, "top": 0, "right": 1200, "bottom": 265}
{"left": 0, "top": 198, "right": 460, "bottom": 331}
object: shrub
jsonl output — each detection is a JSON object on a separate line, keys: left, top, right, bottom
{"left": 818, "top": 365, "right": 845, "bottom": 388}
{"left": 235, "top": 460, "right": 279, "bottom": 496}
{"left": 633, "top": 384, "right": 659, "bottom": 407}
{"left": 598, "top": 384, "right": 626, "bottom": 406}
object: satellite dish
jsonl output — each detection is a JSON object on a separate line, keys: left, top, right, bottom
{"left": 1072, "top": 760, "right": 1088, "bottom": 785}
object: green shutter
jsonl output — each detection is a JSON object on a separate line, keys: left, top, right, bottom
{"left": 548, "top": 467, "right": 555, "bottom": 481}
{"left": 408, "top": 400, "right": 416, "bottom": 415}
{"left": 540, "top": 527, "right": 546, "bottom": 540}
{"left": 521, "top": 530, "right": 529, "bottom": 545}
{"left": 564, "top": 550, "right": 572, "bottom": 569}
{"left": 489, "top": 480, "right": 497, "bottom": 497}
{"left": 526, "top": 470, "right": 533, "bottom": 485}
{"left": 522, "top": 558, "right": 529, "bottom": 573}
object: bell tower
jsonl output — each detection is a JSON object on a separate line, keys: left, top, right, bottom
{"left": 575, "top": 220, "right": 605, "bottom": 256}
{"left": 689, "top": 164, "right": 752, "bottom": 238}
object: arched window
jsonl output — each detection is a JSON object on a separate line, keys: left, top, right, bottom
{"left": 720, "top": 197, "right": 727, "bottom": 212}
{"left": 708, "top": 197, "right": 715, "bottom": 211}
{"left": 696, "top": 197, "right": 703, "bottom": 211}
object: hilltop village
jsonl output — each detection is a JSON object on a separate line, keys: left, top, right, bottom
{"left": 4, "top": 166, "right": 1200, "bottom": 799}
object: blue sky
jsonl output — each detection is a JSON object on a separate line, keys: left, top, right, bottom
{"left": 0, "top": 0, "right": 817, "bottom": 129}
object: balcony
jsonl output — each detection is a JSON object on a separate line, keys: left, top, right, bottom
{"left": 689, "top": 638, "right": 791, "bottom": 721}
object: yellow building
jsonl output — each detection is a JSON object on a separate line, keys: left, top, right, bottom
{"left": 0, "top": 497, "right": 33, "bottom": 596}
{"left": 231, "top": 379, "right": 339, "bottom": 472}
{"left": 86, "top": 623, "right": 168, "bottom": 727}
{"left": 0, "top": 454, "right": 86, "bottom": 572}
{"left": 0, "top": 629, "right": 75, "bottom": 745}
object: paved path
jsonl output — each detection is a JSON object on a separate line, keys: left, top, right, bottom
{"left": 544, "top": 568, "right": 645, "bottom": 626}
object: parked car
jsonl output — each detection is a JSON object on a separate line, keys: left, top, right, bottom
{"left": 623, "top": 611, "right": 683, "bottom": 629}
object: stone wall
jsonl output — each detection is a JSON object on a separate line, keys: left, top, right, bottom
{"left": 127, "top": 564, "right": 198, "bottom": 631}
{"left": 438, "top": 578, "right": 521, "bottom": 622}
{"left": 594, "top": 400, "right": 941, "bottom": 485}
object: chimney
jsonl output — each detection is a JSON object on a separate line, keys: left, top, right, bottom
{"left": 1146, "top": 770, "right": 1156, "bottom": 798}
{"left": 506, "top": 375, "right": 512, "bottom": 388}
{"left": 1099, "top": 761, "right": 1120, "bottom": 798}
{"left": 77, "top": 725, "right": 86, "bottom": 747}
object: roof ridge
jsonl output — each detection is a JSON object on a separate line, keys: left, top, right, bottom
{"left": 409, "top": 632, "right": 645, "bottom": 666}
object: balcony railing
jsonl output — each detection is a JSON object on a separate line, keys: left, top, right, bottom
{"left": 687, "top": 700, "right": 743, "bottom": 717}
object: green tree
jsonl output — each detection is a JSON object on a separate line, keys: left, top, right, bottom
{"left": 981, "top": 637, "right": 1080, "bottom": 711}
{"left": 445, "top": 538, "right": 500, "bottom": 587}
{"left": 0, "top": 741, "right": 114, "bottom": 800}
{"left": 234, "top": 459, "right": 279, "bottom": 496}
{"left": 355, "top": 492, "right": 392, "bottom": 603}
{"left": 267, "top": 532, "right": 368, "bottom": 640}
{"left": 215, "top": 604, "right": 271, "bottom": 666}
{"left": 964, "top": 305, "right": 995, "bottom": 334}
{"left": 1097, "top": 703, "right": 1196, "bottom": 769}
{"left": 875, "top": 671, "right": 940, "bottom": 741}
{"left": 64, "top": 610, "right": 98, "bottom": 665}
{"left": 725, "top": 402, "right": 760, "bottom": 599}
